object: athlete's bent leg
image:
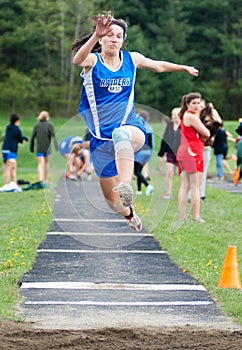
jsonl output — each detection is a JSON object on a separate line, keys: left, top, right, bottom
{"left": 112, "top": 125, "right": 145, "bottom": 184}
{"left": 112, "top": 125, "right": 145, "bottom": 206}
{"left": 100, "top": 176, "right": 142, "bottom": 231}
{"left": 99, "top": 176, "right": 130, "bottom": 216}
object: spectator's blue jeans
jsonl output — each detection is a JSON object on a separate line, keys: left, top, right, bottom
{"left": 200, "top": 146, "right": 211, "bottom": 197}
{"left": 216, "top": 154, "right": 224, "bottom": 178}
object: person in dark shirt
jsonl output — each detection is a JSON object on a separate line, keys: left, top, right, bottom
{"left": 30, "top": 110, "right": 58, "bottom": 186}
{"left": 213, "top": 122, "right": 229, "bottom": 180}
{"left": 134, "top": 110, "right": 154, "bottom": 196}
{"left": 158, "top": 107, "right": 181, "bottom": 199}
{"left": 2, "top": 113, "right": 28, "bottom": 185}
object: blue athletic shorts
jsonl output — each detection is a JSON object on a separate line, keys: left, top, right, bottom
{"left": 90, "top": 136, "right": 117, "bottom": 178}
{"left": 134, "top": 148, "right": 152, "bottom": 165}
{"left": 2, "top": 150, "right": 17, "bottom": 163}
{"left": 90, "top": 123, "right": 148, "bottom": 178}
{"left": 36, "top": 152, "right": 51, "bottom": 158}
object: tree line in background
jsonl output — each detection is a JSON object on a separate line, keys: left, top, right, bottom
{"left": 0, "top": 0, "right": 242, "bottom": 119}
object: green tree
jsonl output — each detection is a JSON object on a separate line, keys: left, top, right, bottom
{"left": 1, "top": 0, "right": 242, "bottom": 118}
{"left": 184, "top": 0, "right": 242, "bottom": 118}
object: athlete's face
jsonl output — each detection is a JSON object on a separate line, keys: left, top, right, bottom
{"left": 187, "top": 98, "right": 201, "bottom": 113}
{"left": 100, "top": 24, "right": 124, "bottom": 53}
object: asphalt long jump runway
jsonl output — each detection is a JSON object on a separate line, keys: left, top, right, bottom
{"left": 19, "top": 175, "right": 236, "bottom": 330}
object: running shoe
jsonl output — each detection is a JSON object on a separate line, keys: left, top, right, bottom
{"left": 66, "top": 173, "right": 77, "bottom": 181}
{"left": 146, "top": 184, "right": 154, "bottom": 196}
{"left": 113, "top": 182, "right": 133, "bottom": 207}
{"left": 126, "top": 209, "right": 142, "bottom": 232}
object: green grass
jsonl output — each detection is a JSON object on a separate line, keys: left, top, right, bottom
{"left": 0, "top": 186, "right": 54, "bottom": 320}
{"left": 0, "top": 116, "right": 241, "bottom": 325}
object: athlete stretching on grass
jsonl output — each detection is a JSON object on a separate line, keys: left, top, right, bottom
{"left": 72, "top": 13, "right": 199, "bottom": 231}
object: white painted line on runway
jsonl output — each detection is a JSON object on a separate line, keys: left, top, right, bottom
{"left": 21, "top": 282, "right": 207, "bottom": 291}
{"left": 37, "top": 249, "right": 166, "bottom": 254}
{"left": 55, "top": 218, "right": 126, "bottom": 222}
{"left": 46, "top": 232, "right": 153, "bottom": 237}
{"left": 24, "top": 301, "right": 213, "bottom": 306}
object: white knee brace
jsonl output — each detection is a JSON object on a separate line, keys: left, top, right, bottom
{"left": 112, "top": 126, "right": 133, "bottom": 153}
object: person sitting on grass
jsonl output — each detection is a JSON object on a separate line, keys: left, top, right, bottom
{"left": 59, "top": 136, "right": 84, "bottom": 180}
{"left": 69, "top": 142, "right": 94, "bottom": 180}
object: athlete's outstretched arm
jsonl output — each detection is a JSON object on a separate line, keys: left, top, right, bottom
{"left": 73, "top": 15, "right": 113, "bottom": 68}
{"left": 131, "top": 52, "right": 199, "bottom": 76}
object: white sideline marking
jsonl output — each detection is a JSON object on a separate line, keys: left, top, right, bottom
{"left": 21, "top": 282, "right": 207, "bottom": 291}
{"left": 25, "top": 301, "right": 213, "bottom": 306}
{"left": 46, "top": 232, "right": 153, "bottom": 237}
{"left": 55, "top": 218, "right": 126, "bottom": 222}
{"left": 37, "top": 249, "right": 166, "bottom": 254}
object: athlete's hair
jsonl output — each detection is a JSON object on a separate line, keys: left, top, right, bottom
{"left": 72, "top": 12, "right": 128, "bottom": 53}
{"left": 179, "top": 92, "right": 202, "bottom": 119}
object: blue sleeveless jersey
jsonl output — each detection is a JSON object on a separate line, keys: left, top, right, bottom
{"left": 79, "top": 51, "right": 146, "bottom": 140}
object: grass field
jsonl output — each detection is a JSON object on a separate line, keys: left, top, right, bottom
{"left": 0, "top": 115, "right": 241, "bottom": 324}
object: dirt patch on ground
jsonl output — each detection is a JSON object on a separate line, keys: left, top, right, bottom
{"left": 1, "top": 321, "right": 242, "bottom": 350}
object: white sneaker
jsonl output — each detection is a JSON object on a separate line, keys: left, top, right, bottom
{"left": 126, "top": 209, "right": 142, "bottom": 232}
{"left": 66, "top": 173, "right": 77, "bottom": 181}
{"left": 0, "top": 182, "right": 22, "bottom": 192}
{"left": 163, "top": 193, "right": 171, "bottom": 199}
{"left": 113, "top": 182, "right": 133, "bottom": 207}
{"left": 193, "top": 217, "right": 206, "bottom": 223}
{"left": 146, "top": 184, "right": 154, "bottom": 196}
{"left": 136, "top": 191, "right": 142, "bottom": 195}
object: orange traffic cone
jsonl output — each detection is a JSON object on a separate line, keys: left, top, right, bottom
{"left": 234, "top": 167, "right": 240, "bottom": 186}
{"left": 217, "top": 246, "right": 241, "bottom": 289}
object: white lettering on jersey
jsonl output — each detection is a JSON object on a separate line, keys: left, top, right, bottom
{"left": 100, "top": 78, "right": 131, "bottom": 93}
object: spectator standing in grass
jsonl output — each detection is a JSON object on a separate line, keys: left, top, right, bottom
{"left": 158, "top": 115, "right": 170, "bottom": 173}
{"left": 234, "top": 118, "right": 242, "bottom": 185}
{"left": 30, "top": 111, "right": 58, "bottom": 187}
{"left": 176, "top": 92, "right": 210, "bottom": 222}
{"left": 2, "top": 113, "right": 28, "bottom": 185}
{"left": 212, "top": 121, "right": 234, "bottom": 181}
{"left": 158, "top": 107, "right": 181, "bottom": 199}
{"left": 134, "top": 110, "right": 154, "bottom": 196}
{"left": 199, "top": 102, "right": 221, "bottom": 199}
{"left": 234, "top": 135, "right": 242, "bottom": 185}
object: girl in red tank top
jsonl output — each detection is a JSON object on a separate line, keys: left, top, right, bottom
{"left": 177, "top": 92, "right": 210, "bottom": 222}
{"left": 177, "top": 110, "right": 204, "bottom": 173}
